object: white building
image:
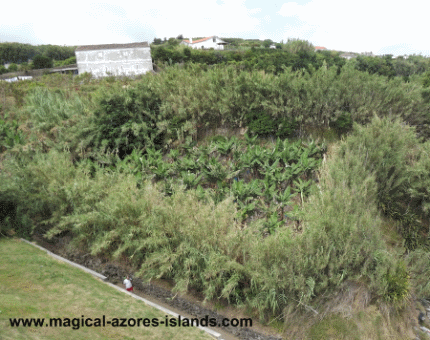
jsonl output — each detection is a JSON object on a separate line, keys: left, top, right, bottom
{"left": 181, "top": 36, "right": 227, "bottom": 50}
{"left": 75, "top": 42, "right": 153, "bottom": 78}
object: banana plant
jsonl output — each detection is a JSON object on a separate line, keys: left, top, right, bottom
{"left": 231, "top": 179, "right": 262, "bottom": 202}
{"left": 265, "top": 211, "right": 283, "bottom": 235}
{"left": 249, "top": 145, "right": 269, "bottom": 177}
{"left": 168, "top": 148, "right": 180, "bottom": 162}
{"left": 304, "top": 140, "right": 326, "bottom": 158}
{"left": 180, "top": 171, "right": 203, "bottom": 189}
{"left": 293, "top": 178, "right": 314, "bottom": 206}
{"left": 202, "top": 157, "right": 227, "bottom": 186}
{"left": 244, "top": 132, "right": 258, "bottom": 146}
{"left": 177, "top": 156, "right": 200, "bottom": 172}
{"left": 259, "top": 159, "right": 281, "bottom": 180}
{"left": 215, "top": 136, "right": 238, "bottom": 157}
{"left": 276, "top": 185, "right": 295, "bottom": 204}
{"left": 282, "top": 140, "right": 302, "bottom": 164}
{"left": 271, "top": 137, "right": 289, "bottom": 163}
{"left": 145, "top": 147, "right": 163, "bottom": 161}
{"left": 115, "top": 149, "right": 143, "bottom": 176}
{"left": 152, "top": 160, "right": 173, "bottom": 180}
{"left": 238, "top": 151, "right": 254, "bottom": 180}
{"left": 262, "top": 176, "right": 277, "bottom": 203}
{"left": 298, "top": 149, "right": 319, "bottom": 175}
{"left": 236, "top": 199, "right": 257, "bottom": 221}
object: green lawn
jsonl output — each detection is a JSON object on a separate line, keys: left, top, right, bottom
{"left": 0, "top": 238, "right": 212, "bottom": 340}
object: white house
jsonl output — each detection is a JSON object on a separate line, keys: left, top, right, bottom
{"left": 181, "top": 36, "right": 227, "bottom": 50}
{"left": 75, "top": 42, "right": 153, "bottom": 78}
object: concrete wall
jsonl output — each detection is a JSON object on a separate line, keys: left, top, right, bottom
{"left": 75, "top": 47, "right": 153, "bottom": 78}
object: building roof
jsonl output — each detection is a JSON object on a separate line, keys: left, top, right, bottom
{"left": 183, "top": 36, "right": 213, "bottom": 44}
{"left": 75, "top": 42, "right": 149, "bottom": 52}
{"left": 314, "top": 46, "right": 327, "bottom": 50}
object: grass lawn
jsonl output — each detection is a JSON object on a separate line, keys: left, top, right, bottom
{"left": 0, "top": 238, "right": 212, "bottom": 340}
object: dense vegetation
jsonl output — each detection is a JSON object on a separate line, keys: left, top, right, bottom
{"left": 0, "top": 42, "right": 75, "bottom": 64}
{"left": 0, "top": 42, "right": 76, "bottom": 75}
{"left": 151, "top": 37, "right": 430, "bottom": 81}
{"left": 2, "top": 54, "right": 430, "bottom": 337}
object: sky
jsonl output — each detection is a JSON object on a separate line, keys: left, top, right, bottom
{"left": 1, "top": 0, "right": 428, "bottom": 56}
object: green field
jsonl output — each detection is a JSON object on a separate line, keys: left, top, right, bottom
{"left": 0, "top": 238, "right": 211, "bottom": 340}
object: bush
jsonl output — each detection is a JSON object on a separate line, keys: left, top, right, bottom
{"left": 246, "top": 110, "right": 297, "bottom": 137}
{"left": 82, "top": 83, "right": 165, "bottom": 159}
{"left": 32, "top": 54, "right": 53, "bottom": 69}
{"left": 340, "top": 116, "right": 430, "bottom": 249}
{"left": 7, "top": 63, "right": 18, "bottom": 72}
{"left": 330, "top": 111, "right": 353, "bottom": 134}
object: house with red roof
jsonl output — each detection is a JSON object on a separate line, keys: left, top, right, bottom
{"left": 181, "top": 36, "right": 228, "bottom": 50}
{"left": 314, "top": 46, "right": 327, "bottom": 51}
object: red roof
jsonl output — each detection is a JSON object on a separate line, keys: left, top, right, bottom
{"left": 183, "top": 36, "right": 214, "bottom": 44}
{"left": 314, "top": 46, "right": 327, "bottom": 50}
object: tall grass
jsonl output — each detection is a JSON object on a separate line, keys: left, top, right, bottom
{"left": 24, "top": 87, "right": 89, "bottom": 133}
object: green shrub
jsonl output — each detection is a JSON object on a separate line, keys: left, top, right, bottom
{"left": 7, "top": 63, "right": 18, "bottom": 72}
{"left": 0, "top": 114, "right": 25, "bottom": 152}
{"left": 32, "top": 54, "right": 53, "bottom": 69}
{"left": 341, "top": 116, "right": 430, "bottom": 249}
{"left": 246, "top": 110, "right": 297, "bottom": 137}
{"left": 80, "top": 83, "right": 165, "bottom": 158}
{"left": 331, "top": 111, "right": 353, "bottom": 134}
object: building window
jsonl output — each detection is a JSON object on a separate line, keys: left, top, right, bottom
{"left": 213, "top": 37, "right": 216, "bottom": 42}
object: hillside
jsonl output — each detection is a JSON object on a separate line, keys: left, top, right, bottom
{"left": 2, "top": 61, "right": 430, "bottom": 339}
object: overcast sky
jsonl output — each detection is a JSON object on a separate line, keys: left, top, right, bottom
{"left": 1, "top": 0, "right": 428, "bottom": 56}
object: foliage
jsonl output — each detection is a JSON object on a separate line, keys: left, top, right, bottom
{"left": 330, "top": 111, "right": 353, "bottom": 134}
{"left": 7, "top": 63, "right": 18, "bottom": 72}
{"left": 383, "top": 260, "right": 410, "bottom": 304}
{"left": 53, "top": 56, "right": 76, "bottom": 67}
{"left": 32, "top": 54, "right": 53, "bottom": 69}
{"left": 406, "top": 249, "right": 430, "bottom": 298}
{"left": 246, "top": 109, "right": 297, "bottom": 137}
{"left": 340, "top": 116, "right": 430, "bottom": 249}
{"left": 24, "top": 87, "right": 88, "bottom": 133}
{"left": 0, "top": 42, "right": 75, "bottom": 64}
{"left": 79, "top": 83, "right": 165, "bottom": 159}
{"left": 3, "top": 62, "right": 430, "bottom": 323}
{"left": 0, "top": 114, "right": 25, "bottom": 152}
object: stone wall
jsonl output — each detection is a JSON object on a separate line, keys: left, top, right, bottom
{"left": 75, "top": 47, "right": 153, "bottom": 78}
